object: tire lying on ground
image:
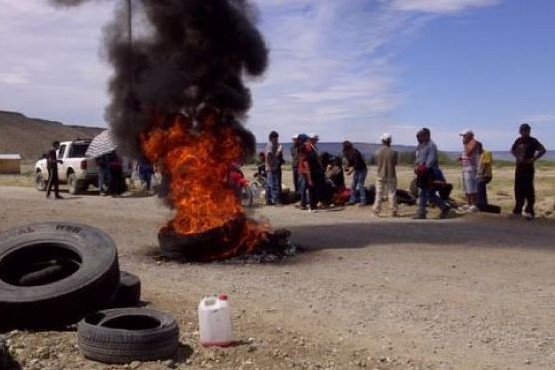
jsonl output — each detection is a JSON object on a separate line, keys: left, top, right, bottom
{"left": 0, "top": 222, "right": 120, "bottom": 331}
{"left": 78, "top": 308, "right": 179, "bottom": 363}
{"left": 108, "top": 271, "right": 141, "bottom": 308}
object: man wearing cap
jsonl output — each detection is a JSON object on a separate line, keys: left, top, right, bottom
{"left": 414, "top": 128, "right": 451, "bottom": 219}
{"left": 510, "top": 123, "right": 546, "bottom": 219}
{"left": 458, "top": 129, "right": 481, "bottom": 213}
{"left": 342, "top": 140, "right": 368, "bottom": 206}
{"left": 372, "top": 133, "right": 398, "bottom": 216}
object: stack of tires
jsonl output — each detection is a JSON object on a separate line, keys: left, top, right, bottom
{"left": 0, "top": 222, "right": 179, "bottom": 364}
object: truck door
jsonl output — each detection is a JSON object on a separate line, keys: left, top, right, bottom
{"left": 57, "top": 144, "right": 67, "bottom": 181}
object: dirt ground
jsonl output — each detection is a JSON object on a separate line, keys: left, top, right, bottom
{"left": 0, "top": 183, "right": 554, "bottom": 370}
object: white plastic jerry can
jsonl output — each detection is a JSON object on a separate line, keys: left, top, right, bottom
{"left": 198, "top": 294, "right": 233, "bottom": 347}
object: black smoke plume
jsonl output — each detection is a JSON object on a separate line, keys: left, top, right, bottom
{"left": 50, "top": 0, "right": 268, "bottom": 159}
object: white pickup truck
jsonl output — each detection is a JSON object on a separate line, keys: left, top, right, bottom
{"left": 34, "top": 139, "right": 133, "bottom": 195}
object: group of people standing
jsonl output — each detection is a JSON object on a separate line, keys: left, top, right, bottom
{"left": 96, "top": 151, "right": 127, "bottom": 196}
{"left": 261, "top": 122, "right": 547, "bottom": 220}
{"left": 262, "top": 130, "right": 401, "bottom": 214}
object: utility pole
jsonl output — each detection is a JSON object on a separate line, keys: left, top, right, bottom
{"left": 127, "top": 0, "right": 132, "bottom": 48}
{"left": 127, "top": 0, "right": 134, "bottom": 94}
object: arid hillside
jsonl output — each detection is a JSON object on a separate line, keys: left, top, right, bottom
{"left": 0, "top": 110, "right": 103, "bottom": 160}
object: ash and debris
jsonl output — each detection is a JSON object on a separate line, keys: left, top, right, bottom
{"left": 224, "top": 229, "right": 300, "bottom": 264}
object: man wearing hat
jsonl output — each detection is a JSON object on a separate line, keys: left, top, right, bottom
{"left": 458, "top": 129, "right": 481, "bottom": 213}
{"left": 510, "top": 123, "right": 546, "bottom": 219}
{"left": 372, "top": 133, "right": 398, "bottom": 216}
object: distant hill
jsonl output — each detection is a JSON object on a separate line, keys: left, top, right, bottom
{"left": 4, "top": 110, "right": 552, "bottom": 163}
{"left": 0, "top": 110, "right": 104, "bottom": 161}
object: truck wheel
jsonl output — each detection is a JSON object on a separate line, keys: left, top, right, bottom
{"left": 78, "top": 308, "right": 179, "bottom": 364}
{"left": 0, "top": 222, "right": 120, "bottom": 330}
{"left": 68, "top": 173, "right": 81, "bottom": 195}
{"left": 35, "top": 171, "right": 47, "bottom": 191}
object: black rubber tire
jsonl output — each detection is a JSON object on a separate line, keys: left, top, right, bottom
{"left": 78, "top": 308, "right": 179, "bottom": 364}
{"left": 0, "top": 222, "right": 120, "bottom": 331}
{"left": 108, "top": 271, "right": 141, "bottom": 308}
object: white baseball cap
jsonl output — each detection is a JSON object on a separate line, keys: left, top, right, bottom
{"left": 459, "top": 128, "right": 474, "bottom": 136}
{"left": 292, "top": 134, "right": 300, "bottom": 139}
{"left": 381, "top": 133, "right": 392, "bottom": 141}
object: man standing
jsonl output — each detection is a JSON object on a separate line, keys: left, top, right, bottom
{"left": 302, "top": 133, "right": 327, "bottom": 211}
{"left": 372, "top": 133, "right": 398, "bottom": 217}
{"left": 46, "top": 140, "right": 63, "bottom": 199}
{"left": 510, "top": 123, "right": 546, "bottom": 219}
{"left": 342, "top": 141, "right": 368, "bottom": 206}
{"left": 265, "top": 131, "right": 283, "bottom": 206}
{"left": 414, "top": 128, "right": 450, "bottom": 219}
{"left": 96, "top": 153, "right": 111, "bottom": 195}
{"left": 476, "top": 146, "right": 493, "bottom": 211}
{"left": 458, "top": 129, "right": 480, "bottom": 213}
{"left": 290, "top": 134, "right": 301, "bottom": 194}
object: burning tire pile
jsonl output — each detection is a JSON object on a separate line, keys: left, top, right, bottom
{"left": 0, "top": 222, "right": 179, "bottom": 365}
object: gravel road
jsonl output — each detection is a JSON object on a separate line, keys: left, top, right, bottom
{"left": 0, "top": 186, "right": 554, "bottom": 370}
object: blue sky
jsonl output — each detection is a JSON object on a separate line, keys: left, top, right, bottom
{"left": 0, "top": 0, "right": 553, "bottom": 150}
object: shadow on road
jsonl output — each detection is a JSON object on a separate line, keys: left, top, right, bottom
{"left": 287, "top": 218, "right": 555, "bottom": 252}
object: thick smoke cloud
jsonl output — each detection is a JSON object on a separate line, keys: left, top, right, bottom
{"left": 51, "top": 0, "right": 268, "bottom": 158}
{"left": 49, "top": 0, "right": 97, "bottom": 6}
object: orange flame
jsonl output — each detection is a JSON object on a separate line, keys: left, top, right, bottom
{"left": 141, "top": 111, "right": 268, "bottom": 260}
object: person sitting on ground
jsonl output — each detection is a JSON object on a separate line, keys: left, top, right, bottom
{"left": 254, "top": 152, "right": 267, "bottom": 186}
{"left": 327, "top": 156, "right": 349, "bottom": 206}
{"left": 431, "top": 168, "right": 453, "bottom": 203}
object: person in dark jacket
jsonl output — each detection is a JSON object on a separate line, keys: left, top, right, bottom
{"left": 342, "top": 141, "right": 367, "bottom": 206}
{"left": 46, "top": 140, "right": 63, "bottom": 199}
{"left": 510, "top": 123, "right": 546, "bottom": 219}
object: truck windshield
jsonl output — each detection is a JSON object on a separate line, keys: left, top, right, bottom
{"left": 69, "top": 143, "right": 90, "bottom": 158}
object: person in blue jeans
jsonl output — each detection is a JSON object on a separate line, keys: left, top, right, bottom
{"left": 413, "top": 128, "right": 451, "bottom": 219}
{"left": 96, "top": 153, "right": 111, "bottom": 195}
{"left": 264, "top": 131, "right": 283, "bottom": 206}
{"left": 342, "top": 141, "right": 367, "bottom": 206}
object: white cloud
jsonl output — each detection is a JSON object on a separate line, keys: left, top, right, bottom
{"left": 0, "top": 69, "right": 30, "bottom": 85}
{"left": 0, "top": 0, "right": 503, "bottom": 140}
{"left": 0, "top": 0, "right": 113, "bottom": 124}
{"left": 389, "top": 0, "right": 500, "bottom": 14}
